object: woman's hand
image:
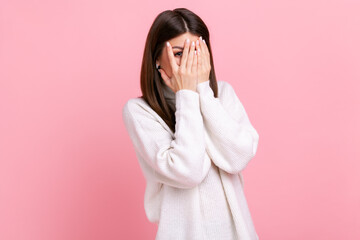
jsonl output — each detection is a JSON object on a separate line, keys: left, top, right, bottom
{"left": 195, "top": 36, "right": 211, "bottom": 84}
{"left": 158, "top": 38, "right": 198, "bottom": 93}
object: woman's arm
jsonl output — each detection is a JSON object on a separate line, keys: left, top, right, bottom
{"left": 122, "top": 89, "right": 211, "bottom": 189}
{"left": 196, "top": 80, "right": 259, "bottom": 174}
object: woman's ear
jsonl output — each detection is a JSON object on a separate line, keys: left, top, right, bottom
{"left": 155, "top": 60, "right": 160, "bottom": 70}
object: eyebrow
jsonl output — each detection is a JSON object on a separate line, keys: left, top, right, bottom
{"left": 172, "top": 46, "right": 183, "bottom": 50}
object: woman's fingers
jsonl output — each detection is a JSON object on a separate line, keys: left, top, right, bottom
{"left": 166, "top": 41, "right": 178, "bottom": 73}
{"left": 199, "top": 36, "right": 205, "bottom": 57}
{"left": 196, "top": 38, "right": 202, "bottom": 69}
{"left": 200, "top": 37, "right": 210, "bottom": 57}
{"left": 186, "top": 41, "right": 195, "bottom": 70}
{"left": 199, "top": 37, "right": 210, "bottom": 69}
{"left": 192, "top": 43, "right": 198, "bottom": 74}
{"left": 180, "top": 38, "right": 190, "bottom": 69}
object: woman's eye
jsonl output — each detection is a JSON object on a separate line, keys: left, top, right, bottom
{"left": 174, "top": 52, "right": 183, "bottom": 57}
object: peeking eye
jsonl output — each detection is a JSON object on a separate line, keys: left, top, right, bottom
{"left": 174, "top": 52, "right": 183, "bottom": 57}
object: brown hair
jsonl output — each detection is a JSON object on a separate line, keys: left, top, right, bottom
{"left": 140, "top": 8, "right": 218, "bottom": 133}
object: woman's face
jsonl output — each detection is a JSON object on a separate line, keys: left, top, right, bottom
{"left": 156, "top": 32, "right": 201, "bottom": 78}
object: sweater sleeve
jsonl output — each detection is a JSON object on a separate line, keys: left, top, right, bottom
{"left": 196, "top": 80, "right": 259, "bottom": 174}
{"left": 122, "top": 89, "right": 211, "bottom": 189}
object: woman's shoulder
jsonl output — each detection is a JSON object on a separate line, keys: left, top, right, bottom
{"left": 122, "top": 96, "right": 163, "bottom": 126}
{"left": 217, "top": 80, "right": 235, "bottom": 92}
{"left": 216, "top": 80, "right": 239, "bottom": 101}
{"left": 122, "top": 96, "right": 151, "bottom": 116}
{"left": 123, "top": 96, "right": 146, "bottom": 108}
{"left": 122, "top": 96, "right": 174, "bottom": 135}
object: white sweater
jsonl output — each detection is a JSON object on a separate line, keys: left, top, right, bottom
{"left": 122, "top": 79, "right": 260, "bottom": 240}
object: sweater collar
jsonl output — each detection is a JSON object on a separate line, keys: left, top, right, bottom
{"left": 162, "top": 83, "right": 175, "bottom": 99}
{"left": 161, "top": 82, "right": 176, "bottom": 110}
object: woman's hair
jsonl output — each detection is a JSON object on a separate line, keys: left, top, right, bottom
{"left": 140, "top": 8, "right": 218, "bottom": 133}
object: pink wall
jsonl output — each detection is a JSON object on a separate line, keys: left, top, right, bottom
{"left": 1, "top": 1, "right": 359, "bottom": 239}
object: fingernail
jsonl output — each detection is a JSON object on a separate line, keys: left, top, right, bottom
{"left": 203, "top": 39, "right": 205, "bottom": 43}
{"left": 166, "top": 42, "right": 170, "bottom": 47}
{"left": 186, "top": 38, "right": 190, "bottom": 44}
{"left": 192, "top": 41, "right": 195, "bottom": 46}
{"left": 196, "top": 40, "right": 199, "bottom": 45}
{"left": 200, "top": 36, "right": 202, "bottom": 40}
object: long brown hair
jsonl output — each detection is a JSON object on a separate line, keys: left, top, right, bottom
{"left": 140, "top": 8, "right": 218, "bottom": 133}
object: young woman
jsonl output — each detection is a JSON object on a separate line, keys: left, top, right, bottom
{"left": 122, "top": 8, "right": 260, "bottom": 240}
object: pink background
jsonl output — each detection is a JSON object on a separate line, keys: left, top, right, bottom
{"left": 1, "top": 1, "right": 359, "bottom": 239}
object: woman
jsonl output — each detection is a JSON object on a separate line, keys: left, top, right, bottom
{"left": 122, "top": 8, "right": 260, "bottom": 240}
